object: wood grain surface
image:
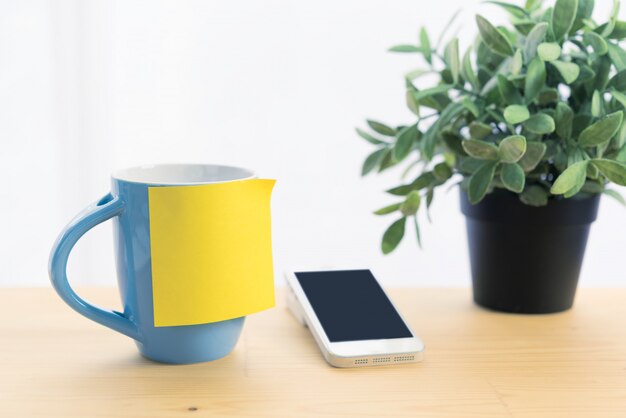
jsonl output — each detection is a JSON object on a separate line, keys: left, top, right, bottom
{"left": 0, "top": 287, "right": 625, "bottom": 417}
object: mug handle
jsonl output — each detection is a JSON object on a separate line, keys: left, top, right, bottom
{"left": 48, "top": 193, "right": 140, "bottom": 341}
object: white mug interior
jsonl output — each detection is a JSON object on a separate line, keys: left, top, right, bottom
{"left": 112, "top": 164, "right": 256, "bottom": 185}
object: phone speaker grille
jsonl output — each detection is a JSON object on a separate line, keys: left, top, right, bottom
{"left": 354, "top": 355, "right": 415, "bottom": 366}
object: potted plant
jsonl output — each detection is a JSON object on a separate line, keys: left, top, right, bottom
{"left": 358, "top": 0, "right": 626, "bottom": 313}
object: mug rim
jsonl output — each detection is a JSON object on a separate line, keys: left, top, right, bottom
{"left": 112, "top": 163, "right": 256, "bottom": 186}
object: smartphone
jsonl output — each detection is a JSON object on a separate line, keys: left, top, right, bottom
{"left": 285, "top": 269, "right": 424, "bottom": 368}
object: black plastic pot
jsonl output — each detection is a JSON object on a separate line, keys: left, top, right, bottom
{"left": 460, "top": 189, "right": 600, "bottom": 314}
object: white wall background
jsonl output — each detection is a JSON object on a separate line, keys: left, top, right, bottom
{"left": 1, "top": 0, "right": 625, "bottom": 288}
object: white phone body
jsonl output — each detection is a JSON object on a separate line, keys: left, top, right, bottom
{"left": 285, "top": 269, "right": 424, "bottom": 368}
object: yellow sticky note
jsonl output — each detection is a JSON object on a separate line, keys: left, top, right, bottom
{"left": 148, "top": 179, "right": 276, "bottom": 327}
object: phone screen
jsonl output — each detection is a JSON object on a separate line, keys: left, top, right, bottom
{"left": 294, "top": 270, "right": 413, "bottom": 343}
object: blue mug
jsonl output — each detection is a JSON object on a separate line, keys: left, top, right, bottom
{"left": 49, "top": 164, "right": 263, "bottom": 364}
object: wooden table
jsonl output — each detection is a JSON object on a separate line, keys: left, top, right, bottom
{"left": 1, "top": 288, "right": 625, "bottom": 417}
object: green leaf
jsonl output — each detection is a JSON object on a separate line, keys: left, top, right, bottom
{"left": 374, "top": 203, "right": 402, "bottom": 215}
{"left": 608, "top": 42, "right": 626, "bottom": 71}
{"left": 524, "top": 22, "right": 549, "bottom": 63}
{"left": 406, "top": 90, "right": 420, "bottom": 115}
{"left": 556, "top": 102, "right": 574, "bottom": 140}
{"left": 607, "top": 70, "right": 626, "bottom": 90}
{"left": 367, "top": 120, "right": 396, "bottom": 136}
{"left": 524, "top": 113, "right": 555, "bottom": 134}
{"left": 568, "top": 147, "right": 587, "bottom": 166}
{"left": 497, "top": 75, "right": 523, "bottom": 105}
{"left": 537, "top": 42, "right": 561, "bottom": 61}
{"left": 595, "top": 21, "right": 626, "bottom": 39}
{"left": 425, "top": 186, "right": 435, "bottom": 215}
{"left": 389, "top": 44, "right": 421, "bottom": 53}
{"left": 500, "top": 163, "right": 526, "bottom": 192}
{"left": 591, "top": 90, "right": 603, "bottom": 118}
{"left": 356, "top": 128, "right": 386, "bottom": 145}
{"left": 550, "top": 61, "right": 580, "bottom": 84}
{"left": 518, "top": 142, "right": 547, "bottom": 171}
{"left": 583, "top": 32, "right": 608, "bottom": 55}
{"left": 394, "top": 124, "right": 418, "bottom": 161}
{"left": 603, "top": 189, "right": 626, "bottom": 205}
{"left": 511, "top": 49, "right": 523, "bottom": 75}
{"left": 378, "top": 148, "right": 396, "bottom": 172}
{"left": 617, "top": 143, "right": 626, "bottom": 161}
{"left": 479, "top": 75, "right": 499, "bottom": 100}
{"left": 591, "top": 159, "right": 626, "bottom": 185}
{"left": 381, "top": 217, "right": 406, "bottom": 254}
{"left": 504, "top": 105, "right": 530, "bottom": 124}
{"left": 361, "top": 148, "right": 386, "bottom": 175}
{"left": 413, "top": 172, "right": 438, "bottom": 189}
{"left": 516, "top": 21, "right": 539, "bottom": 34}
{"left": 579, "top": 111, "right": 623, "bottom": 147}
{"left": 400, "top": 191, "right": 421, "bottom": 216}
{"left": 422, "top": 102, "right": 464, "bottom": 160}
{"left": 520, "top": 185, "right": 549, "bottom": 206}
{"left": 443, "top": 151, "right": 456, "bottom": 168}
{"left": 552, "top": 0, "right": 578, "bottom": 41}
{"left": 413, "top": 216, "right": 422, "bottom": 249}
{"left": 468, "top": 161, "right": 498, "bottom": 204}
{"left": 386, "top": 185, "right": 413, "bottom": 196}
{"left": 461, "top": 47, "right": 480, "bottom": 90}
{"left": 412, "top": 84, "right": 453, "bottom": 102}
{"left": 587, "top": 162, "right": 600, "bottom": 179}
{"left": 419, "top": 28, "right": 432, "bottom": 64}
{"left": 484, "top": 1, "right": 529, "bottom": 19}
{"left": 469, "top": 122, "right": 493, "bottom": 139}
{"left": 525, "top": 58, "right": 546, "bottom": 102}
{"left": 517, "top": 22, "right": 542, "bottom": 36}
{"left": 611, "top": 90, "right": 626, "bottom": 109}
{"left": 498, "top": 135, "right": 527, "bottom": 163}
{"left": 461, "top": 96, "right": 479, "bottom": 117}
{"left": 405, "top": 68, "right": 432, "bottom": 81}
{"left": 593, "top": 55, "right": 612, "bottom": 91}
{"left": 476, "top": 14, "right": 514, "bottom": 56}
{"left": 459, "top": 157, "right": 485, "bottom": 174}
{"left": 577, "top": 64, "right": 596, "bottom": 83}
{"left": 582, "top": 180, "right": 604, "bottom": 193}
{"left": 462, "top": 139, "right": 500, "bottom": 160}
{"left": 433, "top": 162, "right": 453, "bottom": 181}
{"left": 616, "top": 125, "right": 626, "bottom": 150}
{"left": 563, "top": 176, "right": 590, "bottom": 198}
{"left": 601, "top": 0, "right": 620, "bottom": 37}
{"left": 573, "top": 0, "right": 596, "bottom": 32}
{"left": 540, "top": 6, "right": 553, "bottom": 24}
{"left": 444, "top": 38, "right": 460, "bottom": 84}
{"left": 538, "top": 88, "right": 559, "bottom": 105}
{"left": 525, "top": 0, "right": 544, "bottom": 12}
{"left": 551, "top": 161, "right": 589, "bottom": 195}
{"left": 386, "top": 172, "right": 436, "bottom": 196}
